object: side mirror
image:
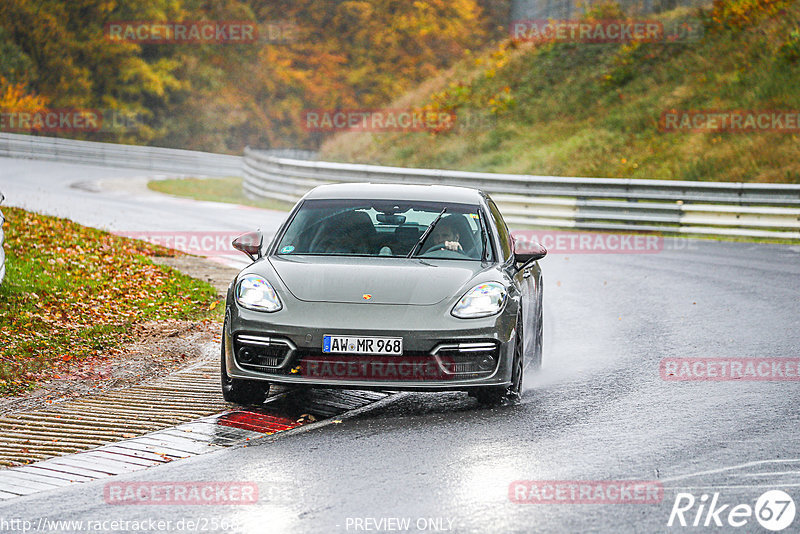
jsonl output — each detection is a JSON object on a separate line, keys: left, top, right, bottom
{"left": 515, "top": 242, "right": 547, "bottom": 270}
{"left": 232, "top": 231, "right": 263, "bottom": 261}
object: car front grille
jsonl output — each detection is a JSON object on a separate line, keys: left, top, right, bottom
{"left": 234, "top": 339, "right": 500, "bottom": 380}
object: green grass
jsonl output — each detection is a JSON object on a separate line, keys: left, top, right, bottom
{"left": 0, "top": 207, "right": 221, "bottom": 395}
{"left": 148, "top": 177, "right": 294, "bottom": 211}
{"left": 320, "top": 4, "right": 800, "bottom": 184}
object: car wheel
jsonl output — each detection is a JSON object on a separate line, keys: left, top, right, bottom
{"left": 474, "top": 313, "right": 524, "bottom": 406}
{"left": 220, "top": 319, "right": 269, "bottom": 406}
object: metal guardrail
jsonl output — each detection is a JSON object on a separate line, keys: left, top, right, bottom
{"left": 0, "top": 133, "right": 242, "bottom": 177}
{"left": 243, "top": 147, "right": 800, "bottom": 241}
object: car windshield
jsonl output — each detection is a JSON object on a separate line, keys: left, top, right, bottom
{"left": 276, "top": 199, "right": 490, "bottom": 261}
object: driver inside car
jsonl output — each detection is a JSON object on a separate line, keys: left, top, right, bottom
{"left": 422, "top": 215, "right": 464, "bottom": 253}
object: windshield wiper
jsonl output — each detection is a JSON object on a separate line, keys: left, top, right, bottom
{"left": 407, "top": 207, "right": 447, "bottom": 258}
{"left": 478, "top": 210, "right": 490, "bottom": 262}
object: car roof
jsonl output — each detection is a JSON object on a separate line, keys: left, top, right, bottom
{"left": 303, "top": 183, "right": 485, "bottom": 204}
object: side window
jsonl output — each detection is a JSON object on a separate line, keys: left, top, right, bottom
{"left": 487, "top": 199, "right": 512, "bottom": 261}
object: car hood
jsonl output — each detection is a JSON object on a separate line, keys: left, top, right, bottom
{"left": 267, "top": 256, "right": 487, "bottom": 305}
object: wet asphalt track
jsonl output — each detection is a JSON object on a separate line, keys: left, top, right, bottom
{"left": 1, "top": 157, "right": 800, "bottom": 533}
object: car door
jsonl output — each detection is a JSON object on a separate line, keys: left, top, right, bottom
{"left": 486, "top": 198, "right": 536, "bottom": 360}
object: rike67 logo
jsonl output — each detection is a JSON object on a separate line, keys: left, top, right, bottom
{"left": 668, "top": 490, "right": 796, "bottom": 531}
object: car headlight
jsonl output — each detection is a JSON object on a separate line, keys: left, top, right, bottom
{"left": 236, "top": 275, "right": 282, "bottom": 312}
{"left": 452, "top": 282, "right": 506, "bottom": 319}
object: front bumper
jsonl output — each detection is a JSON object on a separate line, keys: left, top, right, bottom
{"left": 224, "top": 299, "right": 517, "bottom": 390}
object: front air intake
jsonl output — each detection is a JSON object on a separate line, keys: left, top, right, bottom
{"left": 432, "top": 341, "right": 499, "bottom": 376}
{"left": 234, "top": 334, "right": 295, "bottom": 371}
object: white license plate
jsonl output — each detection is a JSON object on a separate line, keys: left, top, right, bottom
{"left": 323, "top": 335, "right": 403, "bottom": 355}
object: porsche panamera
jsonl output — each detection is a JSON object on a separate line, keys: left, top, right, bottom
{"left": 222, "top": 183, "right": 546, "bottom": 405}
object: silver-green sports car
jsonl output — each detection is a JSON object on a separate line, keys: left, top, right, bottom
{"left": 222, "top": 183, "right": 546, "bottom": 405}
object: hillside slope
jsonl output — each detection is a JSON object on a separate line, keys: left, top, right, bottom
{"left": 321, "top": 0, "right": 800, "bottom": 183}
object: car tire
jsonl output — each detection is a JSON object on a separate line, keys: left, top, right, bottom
{"left": 220, "top": 319, "right": 269, "bottom": 406}
{"left": 474, "top": 313, "right": 524, "bottom": 406}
